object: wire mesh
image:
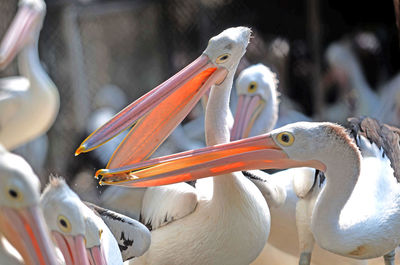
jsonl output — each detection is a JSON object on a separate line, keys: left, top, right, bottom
{"left": 1, "top": 0, "right": 399, "bottom": 190}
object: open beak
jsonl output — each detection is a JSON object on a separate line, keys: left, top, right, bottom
{"left": 231, "top": 94, "right": 265, "bottom": 141}
{"left": 0, "top": 206, "right": 58, "bottom": 265}
{"left": 52, "top": 232, "right": 89, "bottom": 265}
{"left": 87, "top": 245, "right": 107, "bottom": 265}
{"left": 96, "top": 133, "right": 326, "bottom": 187}
{"left": 0, "top": 5, "right": 41, "bottom": 70}
{"left": 76, "top": 54, "right": 228, "bottom": 172}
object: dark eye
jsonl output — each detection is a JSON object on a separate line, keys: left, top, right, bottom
{"left": 57, "top": 215, "right": 71, "bottom": 233}
{"left": 9, "top": 189, "right": 18, "bottom": 198}
{"left": 281, "top": 134, "right": 289, "bottom": 142}
{"left": 7, "top": 188, "right": 22, "bottom": 201}
{"left": 60, "top": 219, "right": 67, "bottom": 227}
{"left": 216, "top": 53, "right": 230, "bottom": 64}
{"left": 247, "top": 81, "right": 258, "bottom": 93}
{"left": 277, "top": 132, "right": 294, "bottom": 146}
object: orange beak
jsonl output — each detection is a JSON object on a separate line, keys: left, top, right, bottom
{"left": 0, "top": 206, "right": 58, "bottom": 265}
{"left": 76, "top": 54, "right": 228, "bottom": 172}
{"left": 231, "top": 94, "right": 265, "bottom": 140}
{"left": 52, "top": 232, "right": 89, "bottom": 265}
{"left": 0, "top": 5, "right": 41, "bottom": 70}
{"left": 96, "top": 133, "right": 326, "bottom": 187}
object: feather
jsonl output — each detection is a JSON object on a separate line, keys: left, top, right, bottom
{"left": 84, "top": 202, "right": 151, "bottom": 261}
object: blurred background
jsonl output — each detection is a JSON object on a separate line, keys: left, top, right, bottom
{"left": 1, "top": 0, "right": 399, "bottom": 194}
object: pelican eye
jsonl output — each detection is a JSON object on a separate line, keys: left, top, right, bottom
{"left": 277, "top": 132, "right": 294, "bottom": 146}
{"left": 7, "top": 188, "right": 22, "bottom": 201}
{"left": 57, "top": 215, "right": 72, "bottom": 233}
{"left": 247, "top": 81, "right": 258, "bottom": 93}
{"left": 216, "top": 53, "right": 230, "bottom": 64}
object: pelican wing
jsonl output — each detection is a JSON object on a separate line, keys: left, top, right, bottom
{"left": 348, "top": 116, "right": 400, "bottom": 182}
{"left": 140, "top": 182, "right": 198, "bottom": 230}
{"left": 84, "top": 202, "right": 151, "bottom": 261}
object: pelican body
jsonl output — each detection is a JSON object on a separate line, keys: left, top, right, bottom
{"left": 0, "top": 0, "right": 59, "bottom": 150}
{"left": 78, "top": 27, "right": 270, "bottom": 264}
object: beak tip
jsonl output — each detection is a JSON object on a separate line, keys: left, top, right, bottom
{"left": 75, "top": 145, "right": 85, "bottom": 156}
{"left": 95, "top": 169, "right": 108, "bottom": 179}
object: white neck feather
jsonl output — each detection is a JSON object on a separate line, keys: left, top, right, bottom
{"left": 17, "top": 37, "right": 59, "bottom": 104}
{"left": 346, "top": 56, "right": 370, "bottom": 93}
{"left": 205, "top": 72, "right": 234, "bottom": 146}
{"left": 205, "top": 71, "right": 245, "bottom": 194}
{"left": 344, "top": 53, "right": 379, "bottom": 112}
{"left": 311, "top": 141, "right": 361, "bottom": 248}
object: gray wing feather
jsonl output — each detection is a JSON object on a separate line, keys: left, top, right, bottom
{"left": 84, "top": 202, "right": 151, "bottom": 261}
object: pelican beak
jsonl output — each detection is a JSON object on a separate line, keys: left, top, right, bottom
{"left": 231, "top": 94, "right": 265, "bottom": 140}
{"left": 52, "top": 232, "right": 89, "bottom": 265}
{"left": 0, "top": 205, "right": 58, "bottom": 265}
{"left": 76, "top": 54, "right": 228, "bottom": 170}
{"left": 96, "top": 134, "right": 326, "bottom": 187}
{"left": 0, "top": 5, "right": 42, "bottom": 70}
{"left": 86, "top": 245, "right": 107, "bottom": 265}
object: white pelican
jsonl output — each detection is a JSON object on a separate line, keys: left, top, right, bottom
{"left": 77, "top": 27, "right": 270, "bottom": 264}
{"left": 0, "top": 0, "right": 59, "bottom": 150}
{"left": 108, "top": 116, "right": 400, "bottom": 264}
{"left": 0, "top": 145, "right": 58, "bottom": 264}
{"left": 230, "top": 63, "right": 279, "bottom": 140}
{"left": 40, "top": 177, "right": 151, "bottom": 265}
{"left": 231, "top": 63, "right": 364, "bottom": 265}
{"left": 323, "top": 40, "right": 379, "bottom": 122}
{"left": 324, "top": 38, "right": 400, "bottom": 129}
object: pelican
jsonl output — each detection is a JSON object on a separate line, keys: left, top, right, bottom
{"left": 323, "top": 40, "right": 379, "bottom": 122}
{"left": 109, "top": 116, "right": 400, "bottom": 264}
{"left": 230, "top": 63, "right": 279, "bottom": 140}
{"left": 231, "top": 63, "right": 364, "bottom": 265}
{"left": 40, "top": 177, "right": 151, "bottom": 265}
{"left": 77, "top": 27, "right": 270, "bottom": 264}
{"left": 0, "top": 0, "right": 59, "bottom": 150}
{"left": 0, "top": 145, "right": 58, "bottom": 264}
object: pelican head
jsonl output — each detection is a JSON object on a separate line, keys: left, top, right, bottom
{"left": 77, "top": 27, "right": 251, "bottom": 178}
{"left": 231, "top": 64, "right": 279, "bottom": 140}
{"left": 41, "top": 177, "right": 90, "bottom": 265}
{"left": 92, "top": 122, "right": 362, "bottom": 187}
{"left": 203, "top": 27, "right": 250, "bottom": 73}
{"left": 84, "top": 215, "right": 109, "bottom": 265}
{"left": 0, "top": 0, "right": 45, "bottom": 69}
{"left": 0, "top": 147, "right": 58, "bottom": 265}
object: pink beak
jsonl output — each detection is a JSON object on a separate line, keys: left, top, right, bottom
{"left": 76, "top": 53, "right": 228, "bottom": 184}
{"left": 86, "top": 245, "right": 108, "bottom": 265}
{"left": 52, "top": 232, "right": 90, "bottom": 265}
{"left": 96, "top": 133, "right": 326, "bottom": 187}
{"left": 231, "top": 94, "right": 265, "bottom": 140}
{"left": 0, "top": 5, "right": 42, "bottom": 70}
{"left": 0, "top": 206, "right": 58, "bottom": 265}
